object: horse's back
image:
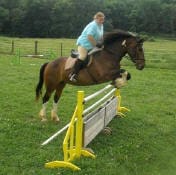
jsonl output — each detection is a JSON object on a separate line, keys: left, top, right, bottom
{"left": 44, "top": 57, "right": 68, "bottom": 84}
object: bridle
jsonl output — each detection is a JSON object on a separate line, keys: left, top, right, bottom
{"left": 126, "top": 42, "right": 145, "bottom": 63}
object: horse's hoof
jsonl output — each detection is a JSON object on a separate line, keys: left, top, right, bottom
{"left": 39, "top": 113, "right": 47, "bottom": 122}
{"left": 51, "top": 116, "right": 60, "bottom": 123}
{"left": 41, "top": 118, "right": 48, "bottom": 122}
{"left": 51, "top": 111, "right": 60, "bottom": 123}
{"left": 39, "top": 110, "right": 47, "bottom": 121}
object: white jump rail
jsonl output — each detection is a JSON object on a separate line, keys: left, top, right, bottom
{"left": 84, "top": 84, "right": 113, "bottom": 102}
{"left": 41, "top": 123, "right": 70, "bottom": 146}
{"left": 41, "top": 84, "right": 116, "bottom": 146}
{"left": 83, "top": 88, "right": 116, "bottom": 115}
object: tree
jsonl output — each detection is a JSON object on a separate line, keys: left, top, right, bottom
{"left": 135, "top": 0, "right": 161, "bottom": 33}
{"left": 159, "top": 3, "right": 176, "bottom": 34}
{"left": 0, "top": 0, "right": 175, "bottom": 37}
{"left": 0, "top": 7, "right": 9, "bottom": 33}
{"left": 21, "top": 0, "right": 54, "bottom": 37}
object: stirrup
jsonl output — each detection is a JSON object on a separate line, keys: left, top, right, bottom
{"left": 71, "top": 49, "right": 79, "bottom": 58}
{"left": 69, "top": 74, "right": 77, "bottom": 82}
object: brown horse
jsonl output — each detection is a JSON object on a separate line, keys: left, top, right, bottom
{"left": 35, "top": 30, "right": 145, "bottom": 122}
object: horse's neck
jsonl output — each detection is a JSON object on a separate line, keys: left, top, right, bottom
{"left": 104, "top": 42, "right": 126, "bottom": 61}
{"left": 115, "top": 42, "right": 126, "bottom": 59}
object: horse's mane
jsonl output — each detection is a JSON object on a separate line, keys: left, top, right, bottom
{"left": 103, "top": 29, "right": 136, "bottom": 45}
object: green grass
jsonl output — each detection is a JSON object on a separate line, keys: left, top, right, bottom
{"left": 0, "top": 37, "right": 176, "bottom": 175}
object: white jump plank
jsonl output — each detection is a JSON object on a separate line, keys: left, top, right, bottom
{"left": 83, "top": 107, "right": 105, "bottom": 147}
{"left": 84, "top": 84, "right": 113, "bottom": 102}
{"left": 83, "top": 88, "right": 116, "bottom": 115}
{"left": 104, "top": 97, "right": 118, "bottom": 126}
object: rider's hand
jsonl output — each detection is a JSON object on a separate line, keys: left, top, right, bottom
{"left": 96, "top": 42, "right": 103, "bottom": 48}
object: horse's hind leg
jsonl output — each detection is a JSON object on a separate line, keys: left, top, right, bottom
{"left": 51, "top": 82, "right": 66, "bottom": 122}
{"left": 39, "top": 89, "right": 53, "bottom": 122}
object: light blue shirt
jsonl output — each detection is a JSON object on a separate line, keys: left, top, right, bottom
{"left": 76, "top": 20, "right": 104, "bottom": 50}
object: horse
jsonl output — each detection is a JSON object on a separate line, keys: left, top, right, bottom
{"left": 35, "top": 30, "right": 145, "bottom": 122}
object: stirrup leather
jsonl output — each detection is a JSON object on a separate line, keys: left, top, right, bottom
{"left": 69, "top": 74, "right": 77, "bottom": 82}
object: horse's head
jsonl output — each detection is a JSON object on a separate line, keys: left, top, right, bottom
{"left": 122, "top": 36, "right": 145, "bottom": 70}
{"left": 103, "top": 30, "right": 145, "bottom": 70}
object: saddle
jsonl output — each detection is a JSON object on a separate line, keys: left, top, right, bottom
{"left": 71, "top": 47, "right": 102, "bottom": 58}
{"left": 65, "top": 48, "right": 102, "bottom": 70}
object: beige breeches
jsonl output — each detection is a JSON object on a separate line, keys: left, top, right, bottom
{"left": 78, "top": 46, "right": 88, "bottom": 60}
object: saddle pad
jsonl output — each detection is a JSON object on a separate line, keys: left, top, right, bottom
{"left": 65, "top": 57, "right": 77, "bottom": 70}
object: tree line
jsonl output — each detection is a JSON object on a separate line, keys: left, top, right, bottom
{"left": 0, "top": 0, "right": 176, "bottom": 38}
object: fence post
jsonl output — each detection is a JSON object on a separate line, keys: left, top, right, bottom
{"left": 35, "top": 41, "right": 38, "bottom": 55}
{"left": 11, "top": 40, "right": 14, "bottom": 54}
{"left": 60, "top": 43, "right": 63, "bottom": 56}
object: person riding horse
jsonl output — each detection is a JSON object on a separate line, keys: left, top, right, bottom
{"left": 36, "top": 29, "right": 145, "bottom": 122}
{"left": 69, "top": 12, "right": 105, "bottom": 82}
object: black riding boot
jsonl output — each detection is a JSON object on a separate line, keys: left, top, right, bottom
{"left": 69, "top": 59, "right": 84, "bottom": 82}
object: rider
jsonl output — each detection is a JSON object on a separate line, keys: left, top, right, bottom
{"left": 69, "top": 12, "right": 105, "bottom": 82}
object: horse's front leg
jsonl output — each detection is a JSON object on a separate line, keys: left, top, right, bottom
{"left": 111, "top": 69, "right": 131, "bottom": 88}
{"left": 51, "top": 82, "right": 66, "bottom": 122}
{"left": 51, "top": 100, "right": 59, "bottom": 122}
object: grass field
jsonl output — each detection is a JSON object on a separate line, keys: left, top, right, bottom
{"left": 0, "top": 37, "right": 176, "bottom": 175}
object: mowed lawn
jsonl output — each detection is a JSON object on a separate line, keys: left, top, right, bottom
{"left": 0, "top": 37, "right": 176, "bottom": 175}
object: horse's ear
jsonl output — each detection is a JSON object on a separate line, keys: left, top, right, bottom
{"left": 122, "top": 40, "right": 126, "bottom": 47}
{"left": 138, "top": 38, "right": 145, "bottom": 43}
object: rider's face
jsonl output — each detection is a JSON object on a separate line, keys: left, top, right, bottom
{"left": 96, "top": 16, "right": 105, "bottom": 24}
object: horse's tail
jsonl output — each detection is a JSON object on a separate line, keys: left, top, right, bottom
{"left": 35, "top": 62, "right": 48, "bottom": 101}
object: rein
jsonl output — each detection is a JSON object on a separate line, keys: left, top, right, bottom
{"left": 104, "top": 47, "right": 125, "bottom": 58}
{"left": 105, "top": 46, "right": 144, "bottom": 63}
{"left": 104, "top": 47, "right": 117, "bottom": 55}
{"left": 105, "top": 46, "right": 132, "bottom": 62}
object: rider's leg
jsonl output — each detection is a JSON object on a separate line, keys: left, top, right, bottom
{"left": 69, "top": 46, "right": 87, "bottom": 82}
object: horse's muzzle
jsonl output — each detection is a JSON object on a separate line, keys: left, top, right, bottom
{"left": 135, "top": 59, "right": 145, "bottom": 70}
{"left": 136, "top": 64, "right": 145, "bottom": 70}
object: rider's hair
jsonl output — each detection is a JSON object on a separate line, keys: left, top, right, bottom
{"left": 93, "top": 12, "right": 105, "bottom": 19}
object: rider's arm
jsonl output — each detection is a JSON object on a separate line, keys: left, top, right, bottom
{"left": 87, "top": 35, "right": 97, "bottom": 47}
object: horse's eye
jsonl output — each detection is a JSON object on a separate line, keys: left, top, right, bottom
{"left": 137, "top": 44, "right": 143, "bottom": 51}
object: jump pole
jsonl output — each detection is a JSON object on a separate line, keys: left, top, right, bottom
{"left": 41, "top": 123, "right": 70, "bottom": 146}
